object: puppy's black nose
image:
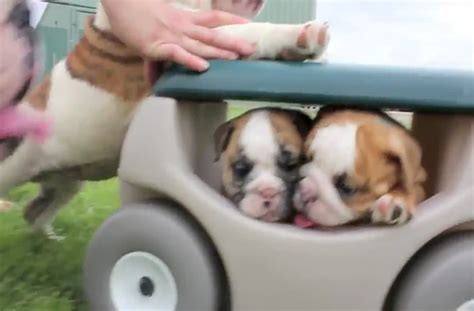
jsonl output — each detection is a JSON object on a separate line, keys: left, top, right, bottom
{"left": 9, "top": 1, "right": 31, "bottom": 29}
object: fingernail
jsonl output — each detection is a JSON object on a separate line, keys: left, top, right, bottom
{"left": 227, "top": 52, "right": 239, "bottom": 60}
{"left": 238, "top": 17, "right": 251, "bottom": 24}
{"left": 197, "top": 60, "right": 210, "bottom": 72}
{"left": 241, "top": 43, "right": 255, "bottom": 55}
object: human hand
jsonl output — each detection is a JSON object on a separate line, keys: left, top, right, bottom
{"left": 102, "top": 0, "right": 256, "bottom": 72}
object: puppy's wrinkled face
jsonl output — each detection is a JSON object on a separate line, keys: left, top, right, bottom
{"left": 215, "top": 108, "right": 311, "bottom": 222}
{"left": 294, "top": 109, "right": 426, "bottom": 227}
{"left": 0, "top": 0, "right": 36, "bottom": 108}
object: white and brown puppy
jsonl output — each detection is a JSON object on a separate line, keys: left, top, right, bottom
{"left": 214, "top": 108, "right": 312, "bottom": 222}
{"left": 0, "top": 0, "right": 330, "bottom": 235}
{"left": 294, "top": 107, "right": 426, "bottom": 228}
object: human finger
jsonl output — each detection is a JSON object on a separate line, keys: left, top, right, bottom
{"left": 184, "top": 24, "right": 254, "bottom": 56}
{"left": 180, "top": 35, "right": 240, "bottom": 60}
{"left": 191, "top": 10, "right": 249, "bottom": 28}
{"left": 148, "top": 42, "right": 209, "bottom": 72}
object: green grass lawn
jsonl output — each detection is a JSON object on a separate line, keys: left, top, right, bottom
{"left": 0, "top": 180, "right": 119, "bottom": 310}
{"left": 0, "top": 105, "right": 248, "bottom": 310}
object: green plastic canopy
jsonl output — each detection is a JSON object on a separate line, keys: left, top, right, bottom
{"left": 154, "top": 60, "right": 474, "bottom": 113}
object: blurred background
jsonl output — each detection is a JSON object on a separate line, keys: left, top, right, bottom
{"left": 318, "top": 0, "right": 473, "bottom": 70}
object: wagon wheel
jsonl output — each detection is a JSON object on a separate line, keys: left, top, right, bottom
{"left": 388, "top": 231, "right": 474, "bottom": 311}
{"left": 84, "top": 201, "right": 229, "bottom": 311}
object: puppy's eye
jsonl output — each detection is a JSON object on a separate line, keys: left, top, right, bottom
{"left": 302, "top": 152, "right": 313, "bottom": 164}
{"left": 335, "top": 174, "right": 357, "bottom": 197}
{"left": 233, "top": 160, "right": 253, "bottom": 178}
{"left": 300, "top": 154, "right": 309, "bottom": 164}
{"left": 278, "top": 149, "right": 299, "bottom": 172}
{"left": 279, "top": 160, "right": 299, "bottom": 172}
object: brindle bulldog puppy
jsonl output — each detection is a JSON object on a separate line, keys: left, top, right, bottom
{"left": 294, "top": 107, "right": 426, "bottom": 228}
{"left": 215, "top": 108, "right": 312, "bottom": 222}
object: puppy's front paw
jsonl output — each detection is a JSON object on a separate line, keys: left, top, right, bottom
{"left": 371, "top": 194, "right": 412, "bottom": 225}
{"left": 280, "top": 21, "right": 330, "bottom": 61}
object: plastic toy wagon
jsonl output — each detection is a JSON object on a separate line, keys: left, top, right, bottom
{"left": 83, "top": 61, "right": 474, "bottom": 311}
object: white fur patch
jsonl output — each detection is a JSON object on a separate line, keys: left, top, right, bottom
{"left": 296, "top": 164, "right": 356, "bottom": 226}
{"left": 309, "top": 123, "right": 358, "bottom": 178}
{"left": 240, "top": 111, "right": 278, "bottom": 170}
{"left": 239, "top": 111, "right": 283, "bottom": 193}
{"left": 0, "top": 59, "right": 134, "bottom": 196}
{"left": 94, "top": 3, "right": 112, "bottom": 32}
{"left": 39, "top": 60, "right": 134, "bottom": 166}
{"left": 237, "top": 111, "right": 286, "bottom": 220}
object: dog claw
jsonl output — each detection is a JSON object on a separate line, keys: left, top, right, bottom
{"left": 42, "top": 224, "right": 65, "bottom": 241}
{"left": 300, "top": 21, "right": 330, "bottom": 51}
{"left": 280, "top": 21, "right": 330, "bottom": 61}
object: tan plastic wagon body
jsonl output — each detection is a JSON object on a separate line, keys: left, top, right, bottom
{"left": 84, "top": 61, "right": 474, "bottom": 311}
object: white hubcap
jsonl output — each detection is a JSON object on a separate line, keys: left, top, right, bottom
{"left": 110, "top": 252, "right": 178, "bottom": 311}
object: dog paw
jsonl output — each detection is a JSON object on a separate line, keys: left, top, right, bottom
{"left": 371, "top": 194, "right": 412, "bottom": 225}
{"left": 294, "top": 21, "right": 330, "bottom": 59}
{"left": 42, "top": 224, "right": 65, "bottom": 241}
{"left": 278, "top": 21, "right": 330, "bottom": 61}
{"left": 298, "top": 21, "right": 330, "bottom": 50}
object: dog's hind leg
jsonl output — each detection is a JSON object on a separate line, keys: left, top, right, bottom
{"left": 0, "top": 139, "right": 46, "bottom": 196}
{"left": 23, "top": 176, "right": 82, "bottom": 240}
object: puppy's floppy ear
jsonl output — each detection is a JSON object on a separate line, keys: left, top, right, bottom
{"left": 383, "top": 128, "right": 427, "bottom": 190}
{"left": 289, "top": 110, "right": 313, "bottom": 138}
{"left": 213, "top": 120, "right": 234, "bottom": 162}
{"left": 212, "top": 0, "right": 266, "bottom": 18}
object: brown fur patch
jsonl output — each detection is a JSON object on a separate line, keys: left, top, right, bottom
{"left": 269, "top": 111, "right": 305, "bottom": 152}
{"left": 349, "top": 122, "right": 403, "bottom": 212}
{"left": 25, "top": 75, "right": 51, "bottom": 110}
{"left": 66, "top": 16, "right": 151, "bottom": 103}
{"left": 221, "top": 113, "right": 251, "bottom": 195}
{"left": 219, "top": 109, "right": 307, "bottom": 197}
{"left": 306, "top": 110, "right": 380, "bottom": 151}
{"left": 221, "top": 110, "right": 305, "bottom": 166}
{"left": 306, "top": 109, "right": 425, "bottom": 214}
